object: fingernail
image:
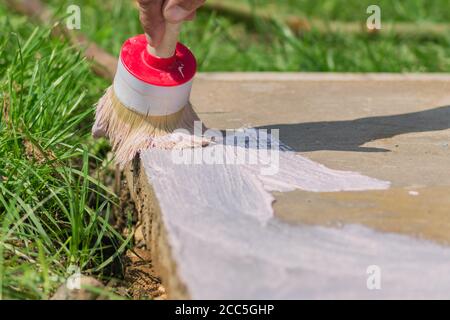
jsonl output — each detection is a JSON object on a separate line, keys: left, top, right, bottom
{"left": 165, "top": 5, "right": 191, "bottom": 22}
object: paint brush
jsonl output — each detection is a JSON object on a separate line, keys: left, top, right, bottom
{"left": 92, "top": 21, "right": 207, "bottom": 167}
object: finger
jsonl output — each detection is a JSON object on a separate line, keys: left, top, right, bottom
{"left": 164, "top": 0, "right": 205, "bottom": 23}
{"left": 184, "top": 11, "right": 197, "bottom": 21}
{"left": 137, "top": 0, "right": 165, "bottom": 47}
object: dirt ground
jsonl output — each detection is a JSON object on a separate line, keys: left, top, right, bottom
{"left": 113, "top": 175, "right": 167, "bottom": 300}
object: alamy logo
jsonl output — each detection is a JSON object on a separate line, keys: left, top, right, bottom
{"left": 66, "top": 5, "right": 81, "bottom": 30}
{"left": 366, "top": 265, "right": 381, "bottom": 290}
{"left": 170, "top": 122, "right": 281, "bottom": 176}
{"left": 366, "top": 5, "right": 382, "bottom": 30}
{"left": 66, "top": 265, "right": 81, "bottom": 290}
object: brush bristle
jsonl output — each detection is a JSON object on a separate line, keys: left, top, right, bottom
{"left": 93, "top": 86, "right": 210, "bottom": 167}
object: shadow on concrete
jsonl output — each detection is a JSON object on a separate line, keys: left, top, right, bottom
{"left": 257, "top": 105, "right": 450, "bottom": 153}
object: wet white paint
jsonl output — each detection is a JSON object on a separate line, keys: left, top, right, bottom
{"left": 165, "top": 129, "right": 389, "bottom": 224}
{"left": 141, "top": 131, "right": 450, "bottom": 299}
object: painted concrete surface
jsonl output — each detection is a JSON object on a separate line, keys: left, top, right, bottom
{"left": 192, "top": 74, "right": 450, "bottom": 243}
{"left": 142, "top": 148, "right": 450, "bottom": 299}
{"left": 135, "top": 74, "right": 450, "bottom": 299}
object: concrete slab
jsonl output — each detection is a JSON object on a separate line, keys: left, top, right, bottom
{"left": 126, "top": 73, "right": 450, "bottom": 299}
{"left": 192, "top": 73, "right": 450, "bottom": 243}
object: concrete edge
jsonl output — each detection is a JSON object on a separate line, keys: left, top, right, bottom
{"left": 125, "top": 157, "right": 190, "bottom": 300}
{"left": 197, "top": 72, "right": 450, "bottom": 82}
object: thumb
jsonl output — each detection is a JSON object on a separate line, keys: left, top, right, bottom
{"left": 137, "top": 0, "right": 165, "bottom": 47}
{"left": 164, "top": 0, "right": 205, "bottom": 23}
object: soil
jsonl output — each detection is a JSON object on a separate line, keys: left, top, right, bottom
{"left": 121, "top": 248, "right": 167, "bottom": 300}
{"left": 113, "top": 173, "right": 167, "bottom": 300}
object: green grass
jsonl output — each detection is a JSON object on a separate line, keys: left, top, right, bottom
{"left": 0, "top": 4, "right": 131, "bottom": 299}
{"left": 226, "top": 0, "right": 450, "bottom": 22}
{"left": 44, "top": 0, "right": 450, "bottom": 72}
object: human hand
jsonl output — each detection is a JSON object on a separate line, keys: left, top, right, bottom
{"left": 137, "top": 0, "right": 206, "bottom": 47}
